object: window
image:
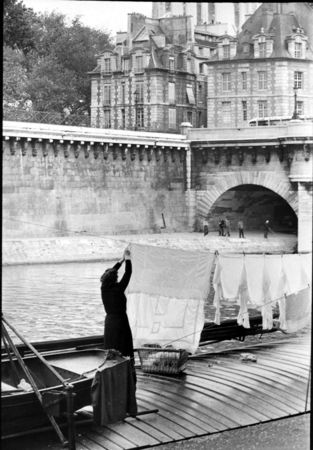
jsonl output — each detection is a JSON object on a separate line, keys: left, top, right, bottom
{"left": 103, "top": 109, "right": 111, "bottom": 127}
{"left": 294, "top": 71, "right": 303, "bottom": 89}
{"left": 295, "top": 43, "right": 302, "bottom": 58}
{"left": 169, "top": 57, "right": 175, "bottom": 71}
{"left": 121, "top": 83, "right": 125, "bottom": 104}
{"left": 258, "top": 100, "right": 268, "bottom": 118}
{"left": 104, "top": 58, "right": 111, "bottom": 73}
{"left": 259, "top": 42, "right": 266, "bottom": 57}
{"left": 243, "top": 43, "right": 249, "bottom": 54}
{"left": 103, "top": 85, "right": 111, "bottom": 105}
{"left": 296, "top": 101, "right": 304, "bottom": 116}
{"left": 222, "top": 73, "right": 231, "bottom": 91}
{"left": 136, "top": 107, "right": 144, "bottom": 128}
{"left": 136, "top": 82, "right": 144, "bottom": 103}
{"left": 121, "top": 109, "right": 126, "bottom": 128}
{"left": 198, "top": 111, "right": 202, "bottom": 127}
{"left": 187, "top": 59, "right": 192, "bottom": 72}
{"left": 186, "top": 85, "right": 195, "bottom": 104}
{"left": 168, "top": 82, "right": 175, "bottom": 104}
{"left": 187, "top": 111, "right": 193, "bottom": 123}
{"left": 198, "top": 82, "right": 203, "bottom": 101}
{"left": 258, "top": 71, "right": 267, "bottom": 90}
{"left": 221, "top": 101, "right": 231, "bottom": 123}
{"left": 123, "top": 59, "right": 129, "bottom": 72}
{"left": 135, "top": 55, "right": 143, "bottom": 73}
{"left": 169, "top": 108, "right": 176, "bottom": 128}
{"left": 241, "top": 72, "right": 247, "bottom": 90}
{"left": 199, "top": 63, "right": 204, "bottom": 74}
{"left": 242, "top": 101, "right": 247, "bottom": 121}
{"left": 223, "top": 45, "right": 230, "bottom": 59}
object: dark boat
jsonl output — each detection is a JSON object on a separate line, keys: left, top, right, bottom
{"left": 1, "top": 346, "right": 125, "bottom": 438}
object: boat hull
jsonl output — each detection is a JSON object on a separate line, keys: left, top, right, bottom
{"left": 1, "top": 348, "right": 114, "bottom": 438}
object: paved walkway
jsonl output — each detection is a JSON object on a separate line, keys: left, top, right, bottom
{"left": 2, "top": 231, "right": 297, "bottom": 265}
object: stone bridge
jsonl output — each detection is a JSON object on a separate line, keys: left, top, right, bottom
{"left": 2, "top": 121, "right": 312, "bottom": 251}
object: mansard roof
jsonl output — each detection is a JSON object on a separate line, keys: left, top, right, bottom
{"left": 236, "top": 2, "right": 313, "bottom": 60}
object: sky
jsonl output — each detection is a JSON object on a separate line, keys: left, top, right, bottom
{"left": 23, "top": 0, "right": 152, "bottom": 36}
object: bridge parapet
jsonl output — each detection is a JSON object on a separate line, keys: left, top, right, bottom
{"left": 188, "top": 122, "right": 313, "bottom": 145}
{"left": 3, "top": 121, "right": 189, "bottom": 149}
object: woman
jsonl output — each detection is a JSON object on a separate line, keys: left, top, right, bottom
{"left": 100, "top": 248, "right": 136, "bottom": 381}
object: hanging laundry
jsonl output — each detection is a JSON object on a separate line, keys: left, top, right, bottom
{"left": 284, "top": 286, "right": 311, "bottom": 333}
{"left": 300, "top": 253, "right": 312, "bottom": 286}
{"left": 213, "top": 256, "right": 224, "bottom": 325}
{"left": 261, "top": 258, "right": 274, "bottom": 330}
{"left": 127, "top": 244, "right": 214, "bottom": 354}
{"left": 218, "top": 254, "right": 244, "bottom": 300}
{"left": 276, "top": 261, "right": 290, "bottom": 330}
{"left": 282, "top": 254, "right": 310, "bottom": 294}
{"left": 236, "top": 259, "right": 250, "bottom": 329}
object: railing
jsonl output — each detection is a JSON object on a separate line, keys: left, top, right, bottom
{"left": 3, "top": 108, "right": 90, "bottom": 127}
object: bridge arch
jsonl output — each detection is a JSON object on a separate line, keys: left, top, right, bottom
{"left": 196, "top": 171, "right": 298, "bottom": 220}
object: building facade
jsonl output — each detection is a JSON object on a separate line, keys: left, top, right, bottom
{"left": 89, "top": 14, "right": 215, "bottom": 133}
{"left": 152, "top": 2, "right": 260, "bottom": 33}
{"left": 205, "top": 2, "right": 313, "bottom": 128}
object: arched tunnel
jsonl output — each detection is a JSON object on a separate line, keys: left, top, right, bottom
{"left": 206, "top": 184, "right": 298, "bottom": 234}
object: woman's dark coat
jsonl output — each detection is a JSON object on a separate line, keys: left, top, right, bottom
{"left": 101, "top": 260, "right": 134, "bottom": 358}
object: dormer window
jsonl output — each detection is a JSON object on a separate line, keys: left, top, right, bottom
{"left": 286, "top": 32, "right": 308, "bottom": 59}
{"left": 223, "top": 44, "right": 230, "bottom": 59}
{"left": 243, "top": 43, "right": 249, "bottom": 54}
{"left": 104, "top": 58, "right": 111, "bottom": 73}
{"left": 135, "top": 55, "right": 143, "bottom": 73}
{"left": 259, "top": 42, "right": 266, "bottom": 57}
{"left": 295, "top": 42, "right": 302, "bottom": 58}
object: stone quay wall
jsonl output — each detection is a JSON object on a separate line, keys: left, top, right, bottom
{"left": 3, "top": 123, "right": 190, "bottom": 239}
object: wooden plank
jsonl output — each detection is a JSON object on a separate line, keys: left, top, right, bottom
{"left": 88, "top": 425, "right": 137, "bottom": 450}
{"left": 136, "top": 398, "right": 194, "bottom": 439}
{"left": 186, "top": 366, "right": 284, "bottom": 419}
{"left": 189, "top": 362, "right": 307, "bottom": 412}
{"left": 137, "top": 384, "right": 220, "bottom": 432}
{"left": 138, "top": 390, "right": 209, "bottom": 434}
{"left": 137, "top": 377, "right": 240, "bottom": 430}
{"left": 126, "top": 416, "right": 172, "bottom": 444}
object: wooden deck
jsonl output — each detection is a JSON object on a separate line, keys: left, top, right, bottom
{"left": 2, "top": 334, "right": 311, "bottom": 450}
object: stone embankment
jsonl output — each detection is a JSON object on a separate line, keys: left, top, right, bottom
{"left": 2, "top": 232, "right": 297, "bottom": 266}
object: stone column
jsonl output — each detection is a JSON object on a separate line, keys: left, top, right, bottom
{"left": 289, "top": 148, "right": 313, "bottom": 252}
{"left": 297, "top": 182, "right": 312, "bottom": 252}
{"left": 180, "top": 123, "right": 195, "bottom": 230}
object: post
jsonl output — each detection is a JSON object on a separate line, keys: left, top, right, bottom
{"left": 292, "top": 85, "right": 299, "bottom": 120}
{"left": 134, "top": 90, "right": 138, "bottom": 130}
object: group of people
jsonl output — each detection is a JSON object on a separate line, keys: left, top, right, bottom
{"left": 203, "top": 218, "right": 274, "bottom": 239}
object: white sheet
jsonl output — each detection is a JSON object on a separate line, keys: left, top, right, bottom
{"left": 127, "top": 244, "right": 215, "bottom": 353}
{"left": 284, "top": 286, "right": 312, "bottom": 333}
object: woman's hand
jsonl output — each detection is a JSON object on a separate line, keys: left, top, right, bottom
{"left": 123, "top": 248, "right": 131, "bottom": 260}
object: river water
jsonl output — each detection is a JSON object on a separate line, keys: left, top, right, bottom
{"left": 2, "top": 261, "right": 114, "bottom": 342}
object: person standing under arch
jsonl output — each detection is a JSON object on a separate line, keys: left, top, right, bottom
{"left": 238, "top": 220, "right": 245, "bottom": 238}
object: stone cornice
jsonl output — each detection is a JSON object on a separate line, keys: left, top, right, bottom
{"left": 3, "top": 121, "right": 189, "bottom": 149}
